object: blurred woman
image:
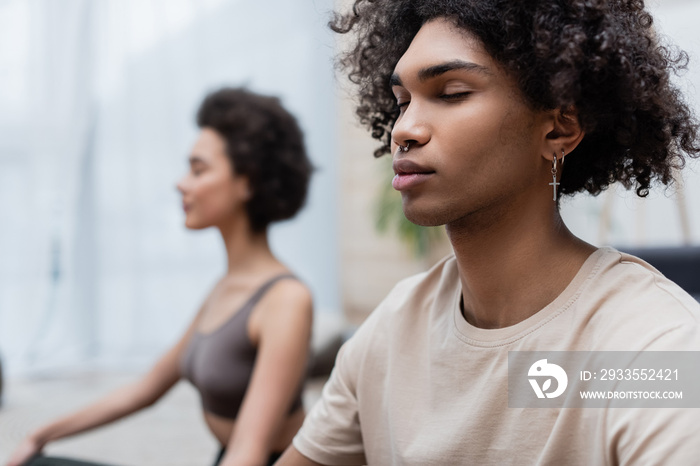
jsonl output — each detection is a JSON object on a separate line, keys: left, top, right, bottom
{"left": 9, "top": 87, "right": 314, "bottom": 466}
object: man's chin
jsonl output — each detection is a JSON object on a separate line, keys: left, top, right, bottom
{"left": 402, "top": 204, "right": 449, "bottom": 228}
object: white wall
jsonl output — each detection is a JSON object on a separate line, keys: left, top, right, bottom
{"left": 0, "top": 0, "right": 339, "bottom": 375}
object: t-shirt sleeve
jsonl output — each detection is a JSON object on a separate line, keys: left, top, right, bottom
{"left": 292, "top": 271, "right": 431, "bottom": 465}
{"left": 604, "top": 324, "right": 700, "bottom": 465}
{"left": 292, "top": 326, "right": 369, "bottom": 465}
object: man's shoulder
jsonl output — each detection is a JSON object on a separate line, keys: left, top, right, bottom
{"left": 348, "top": 254, "right": 459, "bottom": 342}
{"left": 595, "top": 248, "right": 699, "bottom": 318}
{"left": 581, "top": 247, "right": 700, "bottom": 349}
{"left": 376, "top": 253, "right": 459, "bottom": 317}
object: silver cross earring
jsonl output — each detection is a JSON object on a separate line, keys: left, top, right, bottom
{"left": 549, "top": 151, "right": 560, "bottom": 201}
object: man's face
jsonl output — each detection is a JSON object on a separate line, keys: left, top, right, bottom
{"left": 390, "top": 18, "right": 552, "bottom": 230}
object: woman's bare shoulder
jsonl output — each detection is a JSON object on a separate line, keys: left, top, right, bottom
{"left": 249, "top": 275, "right": 313, "bottom": 339}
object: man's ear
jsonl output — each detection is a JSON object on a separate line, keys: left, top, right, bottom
{"left": 542, "top": 107, "right": 585, "bottom": 161}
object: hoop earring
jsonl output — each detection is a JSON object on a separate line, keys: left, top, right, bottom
{"left": 549, "top": 150, "right": 564, "bottom": 201}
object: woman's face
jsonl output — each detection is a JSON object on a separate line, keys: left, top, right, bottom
{"left": 390, "top": 18, "right": 554, "bottom": 229}
{"left": 176, "top": 128, "right": 250, "bottom": 230}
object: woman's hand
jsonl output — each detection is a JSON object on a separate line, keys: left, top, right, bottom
{"left": 6, "top": 435, "right": 44, "bottom": 466}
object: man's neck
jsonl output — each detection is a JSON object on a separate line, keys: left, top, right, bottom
{"left": 446, "top": 204, "right": 595, "bottom": 329}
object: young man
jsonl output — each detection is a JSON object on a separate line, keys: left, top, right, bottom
{"left": 279, "top": 1, "right": 700, "bottom": 464}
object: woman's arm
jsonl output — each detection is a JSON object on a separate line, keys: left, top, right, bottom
{"left": 219, "top": 280, "right": 313, "bottom": 466}
{"left": 6, "top": 305, "right": 205, "bottom": 466}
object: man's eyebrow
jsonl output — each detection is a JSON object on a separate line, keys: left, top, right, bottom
{"left": 418, "top": 60, "right": 492, "bottom": 81}
{"left": 189, "top": 155, "right": 206, "bottom": 164}
{"left": 391, "top": 60, "right": 493, "bottom": 87}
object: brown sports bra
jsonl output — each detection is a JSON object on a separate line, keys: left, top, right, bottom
{"left": 180, "top": 274, "right": 304, "bottom": 419}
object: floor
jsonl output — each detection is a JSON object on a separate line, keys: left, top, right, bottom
{"left": 0, "top": 372, "right": 325, "bottom": 466}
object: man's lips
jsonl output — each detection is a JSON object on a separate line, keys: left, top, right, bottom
{"left": 392, "top": 159, "right": 435, "bottom": 191}
{"left": 392, "top": 159, "right": 434, "bottom": 175}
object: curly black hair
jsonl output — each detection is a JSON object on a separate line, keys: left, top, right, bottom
{"left": 331, "top": 0, "right": 700, "bottom": 198}
{"left": 197, "top": 88, "right": 313, "bottom": 232}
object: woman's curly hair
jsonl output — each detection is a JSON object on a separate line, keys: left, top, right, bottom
{"left": 197, "top": 88, "right": 313, "bottom": 232}
{"left": 331, "top": 0, "right": 700, "bottom": 197}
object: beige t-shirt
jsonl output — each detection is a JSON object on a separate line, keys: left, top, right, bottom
{"left": 294, "top": 247, "right": 700, "bottom": 465}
